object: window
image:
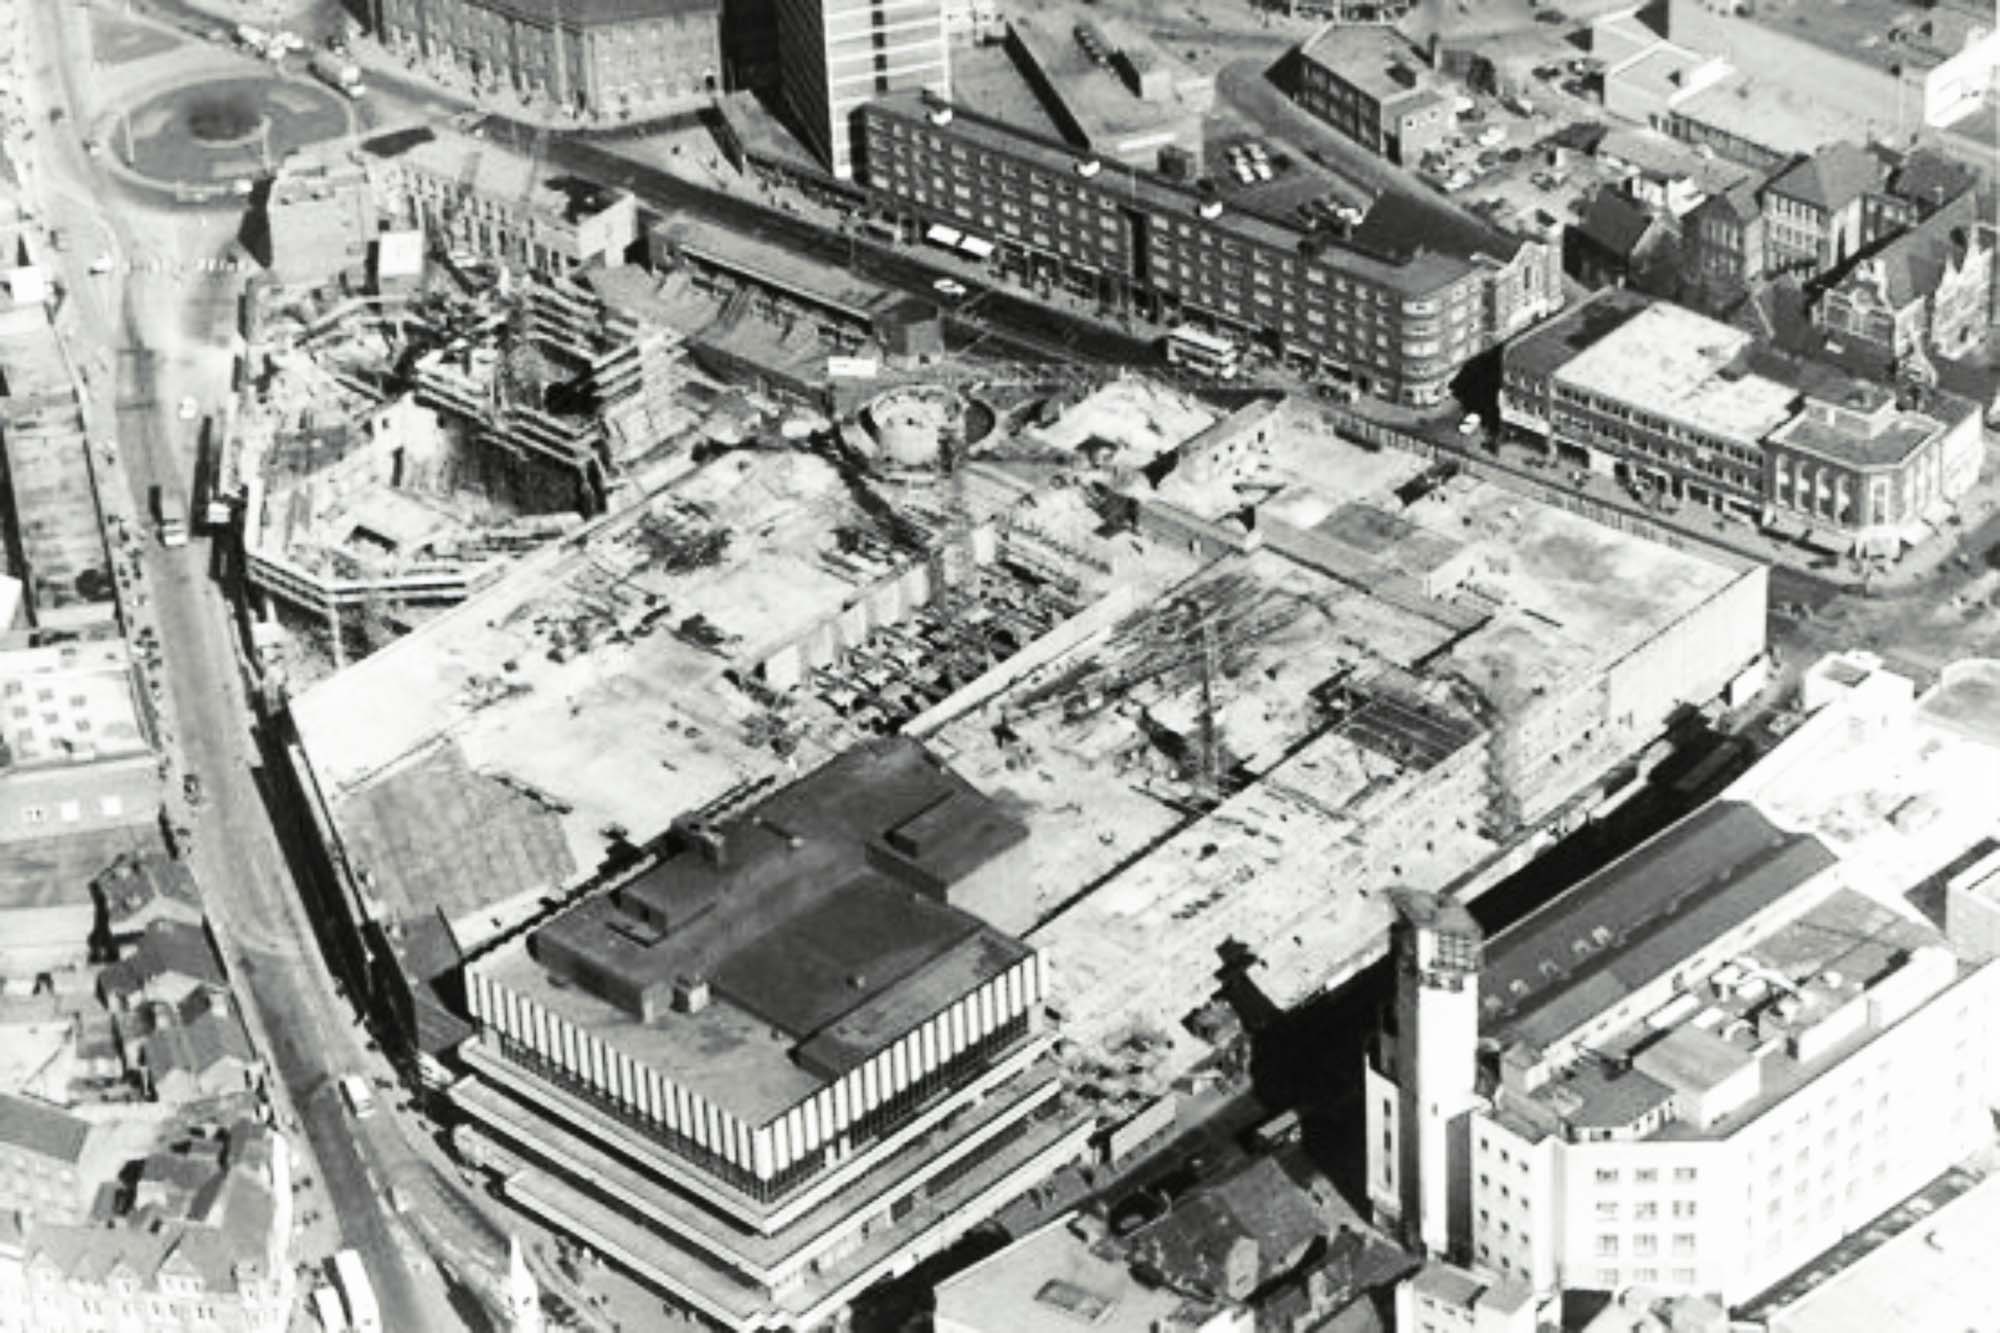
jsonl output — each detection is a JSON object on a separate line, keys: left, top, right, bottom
{"left": 1635, "top": 1202, "right": 1659, "bottom": 1221}
{"left": 1671, "top": 1200, "right": 1697, "bottom": 1219}
{"left": 1674, "top": 1169, "right": 1698, "bottom": 1186}
{"left": 1595, "top": 1201, "right": 1619, "bottom": 1220}
{"left": 1595, "top": 1168, "right": 1620, "bottom": 1186}
{"left": 1595, "top": 1235, "right": 1620, "bottom": 1258}
{"left": 1634, "top": 1234, "right": 1658, "bottom": 1257}
{"left": 1673, "top": 1234, "right": 1697, "bottom": 1256}
{"left": 1635, "top": 1168, "right": 1659, "bottom": 1186}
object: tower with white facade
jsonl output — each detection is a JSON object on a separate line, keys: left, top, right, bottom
{"left": 1369, "top": 889, "right": 1483, "bottom": 1259}
{"left": 777, "top": 0, "right": 950, "bottom": 179}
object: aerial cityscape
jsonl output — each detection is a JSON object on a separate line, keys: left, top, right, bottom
{"left": 0, "top": 0, "right": 1994, "bottom": 1329}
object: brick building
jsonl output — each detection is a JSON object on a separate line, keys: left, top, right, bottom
{"left": 858, "top": 93, "right": 1562, "bottom": 405}
{"left": 377, "top": 0, "right": 722, "bottom": 119}
{"left": 1294, "top": 24, "right": 1453, "bottom": 166}
{"left": 1500, "top": 292, "right": 1983, "bottom": 553}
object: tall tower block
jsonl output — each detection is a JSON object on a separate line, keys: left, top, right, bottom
{"left": 1387, "top": 888, "right": 1482, "bottom": 1258}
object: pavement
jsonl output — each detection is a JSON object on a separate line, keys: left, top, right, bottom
{"left": 14, "top": 1, "right": 492, "bottom": 1328}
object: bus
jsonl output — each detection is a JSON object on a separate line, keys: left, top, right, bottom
{"left": 311, "top": 1285, "right": 349, "bottom": 1332}
{"left": 152, "top": 485, "right": 189, "bottom": 548}
{"left": 1163, "top": 325, "right": 1242, "bottom": 379}
{"left": 338, "top": 1074, "right": 376, "bottom": 1118}
{"left": 332, "top": 1249, "right": 381, "bottom": 1333}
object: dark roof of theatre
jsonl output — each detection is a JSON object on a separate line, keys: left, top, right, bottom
{"left": 468, "top": 0, "right": 717, "bottom": 26}
{"left": 0, "top": 1092, "right": 90, "bottom": 1165}
{"left": 1765, "top": 141, "right": 1884, "bottom": 212}
{"left": 1481, "top": 801, "right": 1837, "bottom": 1052}
{"left": 530, "top": 737, "right": 1030, "bottom": 1056}
{"left": 1346, "top": 188, "right": 1524, "bottom": 267}
{"left": 1501, "top": 287, "right": 1651, "bottom": 379}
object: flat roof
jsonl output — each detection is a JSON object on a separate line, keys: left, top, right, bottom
{"left": 1300, "top": 23, "right": 1439, "bottom": 104}
{"left": 1729, "top": 0, "right": 1993, "bottom": 76}
{"left": 484, "top": 739, "right": 1031, "bottom": 1120}
{"left": 1672, "top": 71, "right": 1875, "bottom": 160}
{"left": 1482, "top": 801, "right": 1839, "bottom": 1052}
{"left": 0, "top": 641, "right": 150, "bottom": 766}
{"left": 1745, "top": 1170, "right": 2000, "bottom": 1332}
{"left": 1006, "top": 14, "right": 1205, "bottom": 152}
{"left": 653, "top": 215, "right": 899, "bottom": 320}
{"left": 1553, "top": 302, "right": 1799, "bottom": 444}
{"left": 865, "top": 92, "right": 1488, "bottom": 296}
{"left": 938, "top": 1219, "right": 1217, "bottom": 1333}
{"left": 292, "top": 448, "right": 909, "bottom": 931}
{"left": 1766, "top": 400, "right": 1939, "bottom": 471}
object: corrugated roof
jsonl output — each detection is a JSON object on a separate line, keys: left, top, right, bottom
{"left": 1482, "top": 801, "right": 1837, "bottom": 1052}
{"left": 0, "top": 1092, "right": 90, "bottom": 1165}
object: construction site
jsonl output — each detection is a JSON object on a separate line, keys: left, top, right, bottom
{"left": 288, "top": 362, "right": 1768, "bottom": 1125}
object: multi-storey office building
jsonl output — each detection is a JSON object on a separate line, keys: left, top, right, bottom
{"left": 1365, "top": 658, "right": 2000, "bottom": 1305}
{"left": 1499, "top": 292, "right": 1982, "bottom": 553}
{"left": 858, "top": 92, "right": 1561, "bottom": 405}
{"left": 377, "top": 0, "right": 723, "bottom": 118}
{"left": 779, "top": 0, "right": 951, "bottom": 180}
{"left": 449, "top": 738, "right": 1092, "bottom": 1331}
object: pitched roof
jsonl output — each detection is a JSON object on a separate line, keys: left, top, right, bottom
{"left": 142, "top": 997, "right": 256, "bottom": 1080}
{"left": 1765, "top": 141, "right": 1884, "bottom": 212}
{"left": 1833, "top": 208, "right": 1986, "bottom": 309}
{"left": 101, "top": 920, "right": 226, "bottom": 1000}
{"left": 1887, "top": 147, "right": 1978, "bottom": 213}
{"left": 1575, "top": 187, "right": 1665, "bottom": 261}
{"left": 1698, "top": 178, "right": 1762, "bottom": 226}
{"left": 0, "top": 1091, "right": 91, "bottom": 1165}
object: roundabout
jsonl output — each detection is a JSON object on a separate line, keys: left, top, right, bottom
{"left": 109, "top": 74, "right": 352, "bottom": 194}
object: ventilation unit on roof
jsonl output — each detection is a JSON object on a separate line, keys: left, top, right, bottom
{"left": 1075, "top": 156, "right": 1102, "bottom": 179}
{"left": 928, "top": 104, "right": 954, "bottom": 127}
{"left": 1197, "top": 198, "right": 1223, "bottom": 220}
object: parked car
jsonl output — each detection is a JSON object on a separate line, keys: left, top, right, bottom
{"left": 931, "top": 277, "right": 967, "bottom": 299}
{"left": 1458, "top": 412, "right": 1483, "bottom": 437}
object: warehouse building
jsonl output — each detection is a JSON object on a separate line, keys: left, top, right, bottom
{"left": 1367, "top": 651, "right": 2000, "bottom": 1306}
{"left": 858, "top": 92, "right": 1561, "bottom": 405}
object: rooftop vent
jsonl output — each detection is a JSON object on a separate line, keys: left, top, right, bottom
{"left": 927, "top": 104, "right": 954, "bottom": 127}
{"left": 1197, "top": 198, "right": 1223, "bottom": 220}
{"left": 1075, "top": 156, "right": 1102, "bottom": 179}
{"left": 673, "top": 977, "right": 711, "bottom": 1014}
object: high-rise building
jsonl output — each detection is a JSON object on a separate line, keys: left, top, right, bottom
{"left": 778, "top": 0, "right": 950, "bottom": 180}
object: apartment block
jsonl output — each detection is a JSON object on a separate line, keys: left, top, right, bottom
{"left": 448, "top": 738, "right": 1092, "bottom": 1331}
{"left": 778, "top": 0, "right": 950, "bottom": 180}
{"left": 858, "top": 93, "right": 1561, "bottom": 405}
{"left": 1365, "top": 657, "right": 2000, "bottom": 1305}
{"left": 1500, "top": 292, "right": 1983, "bottom": 554}
{"left": 377, "top": 0, "right": 722, "bottom": 118}
{"left": 0, "top": 1094, "right": 91, "bottom": 1225}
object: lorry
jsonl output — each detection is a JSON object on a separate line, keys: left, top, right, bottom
{"left": 310, "top": 52, "right": 365, "bottom": 98}
{"left": 332, "top": 1249, "right": 381, "bottom": 1333}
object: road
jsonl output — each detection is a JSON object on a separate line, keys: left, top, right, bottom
{"left": 18, "top": 1, "right": 477, "bottom": 1327}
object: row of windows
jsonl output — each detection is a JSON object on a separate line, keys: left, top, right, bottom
{"left": 1592, "top": 1166, "right": 1701, "bottom": 1186}
{"left": 1594, "top": 1232, "right": 1699, "bottom": 1258}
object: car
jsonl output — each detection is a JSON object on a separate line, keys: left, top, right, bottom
{"left": 177, "top": 397, "right": 198, "bottom": 421}
{"left": 1458, "top": 413, "right": 1483, "bottom": 437}
{"left": 1535, "top": 7, "right": 1567, "bottom": 22}
{"left": 231, "top": 178, "right": 253, "bottom": 197}
{"left": 931, "top": 278, "right": 968, "bottom": 299}
{"left": 88, "top": 253, "right": 113, "bottom": 275}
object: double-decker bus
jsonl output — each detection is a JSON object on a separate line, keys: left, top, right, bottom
{"left": 1163, "top": 325, "right": 1242, "bottom": 379}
